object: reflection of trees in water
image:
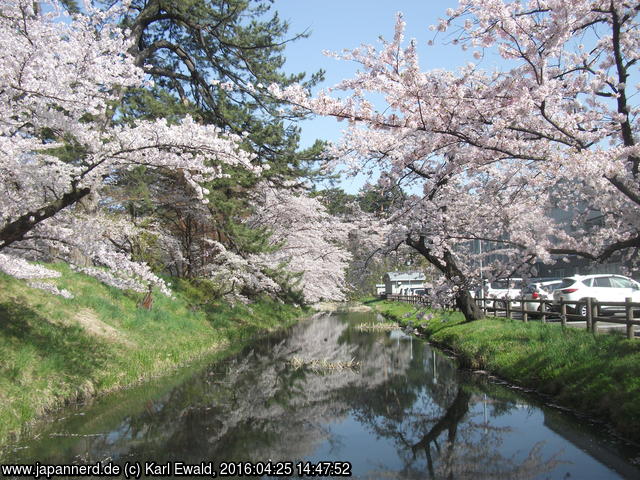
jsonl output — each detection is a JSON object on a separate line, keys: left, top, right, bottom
{"left": 12, "top": 313, "right": 560, "bottom": 478}
{"left": 327, "top": 327, "right": 563, "bottom": 479}
{"left": 27, "top": 314, "right": 370, "bottom": 463}
{"left": 349, "top": 378, "right": 561, "bottom": 480}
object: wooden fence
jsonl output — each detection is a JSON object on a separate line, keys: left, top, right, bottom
{"left": 385, "top": 294, "right": 456, "bottom": 310}
{"left": 383, "top": 294, "right": 640, "bottom": 339}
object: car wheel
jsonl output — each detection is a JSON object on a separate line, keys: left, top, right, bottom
{"left": 528, "top": 304, "right": 542, "bottom": 319}
{"left": 574, "top": 302, "right": 588, "bottom": 318}
{"left": 495, "top": 299, "right": 506, "bottom": 312}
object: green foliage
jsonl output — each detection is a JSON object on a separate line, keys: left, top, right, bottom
{"left": 111, "top": 0, "right": 330, "bottom": 279}
{"left": 57, "top": 0, "right": 80, "bottom": 14}
{"left": 313, "top": 184, "right": 407, "bottom": 217}
{"left": 120, "top": 87, "right": 197, "bottom": 125}
{"left": 357, "top": 183, "right": 406, "bottom": 214}
{"left": 311, "top": 188, "right": 358, "bottom": 216}
{"left": 0, "top": 266, "right": 304, "bottom": 446}
{"left": 122, "top": 0, "right": 325, "bottom": 175}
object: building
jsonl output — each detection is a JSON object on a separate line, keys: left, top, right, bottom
{"left": 375, "top": 283, "right": 386, "bottom": 296}
{"left": 383, "top": 272, "right": 427, "bottom": 295}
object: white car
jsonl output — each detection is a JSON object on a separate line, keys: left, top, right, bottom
{"left": 551, "top": 274, "right": 640, "bottom": 317}
{"left": 481, "top": 278, "right": 524, "bottom": 309}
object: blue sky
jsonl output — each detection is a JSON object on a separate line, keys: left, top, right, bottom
{"left": 271, "top": 0, "right": 475, "bottom": 192}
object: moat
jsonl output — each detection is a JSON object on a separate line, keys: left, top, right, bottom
{"left": 2, "top": 311, "right": 639, "bottom": 479}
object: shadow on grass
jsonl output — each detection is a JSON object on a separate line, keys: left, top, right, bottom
{"left": 427, "top": 321, "right": 467, "bottom": 337}
{"left": 362, "top": 298, "right": 381, "bottom": 306}
{"left": 0, "top": 301, "right": 112, "bottom": 382}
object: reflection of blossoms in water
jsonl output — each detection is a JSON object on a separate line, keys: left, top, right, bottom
{"left": 355, "top": 385, "right": 562, "bottom": 479}
{"left": 5, "top": 313, "right": 619, "bottom": 479}
{"left": 180, "top": 313, "right": 401, "bottom": 462}
{"left": 8, "top": 314, "right": 416, "bottom": 464}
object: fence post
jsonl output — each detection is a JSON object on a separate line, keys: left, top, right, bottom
{"left": 506, "top": 299, "right": 511, "bottom": 319}
{"left": 482, "top": 297, "right": 487, "bottom": 316}
{"left": 626, "top": 297, "right": 634, "bottom": 340}
{"left": 541, "top": 301, "right": 547, "bottom": 323}
{"left": 560, "top": 299, "right": 567, "bottom": 328}
{"left": 521, "top": 298, "right": 527, "bottom": 323}
{"left": 591, "top": 299, "right": 598, "bottom": 334}
{"left": 586, "top": 297, "right": 593, "bottom": 333}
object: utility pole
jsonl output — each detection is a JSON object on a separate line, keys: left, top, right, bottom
{"left": 479, "top": 239, "right": 483, "bottom": 280}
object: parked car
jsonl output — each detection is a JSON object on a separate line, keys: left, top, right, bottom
{"left": 481, "top": 278, "right": 524, "bottom": 309}
{"left": 521, "top": 278, "right": 563, "bottom": 316}
{"left": 412, "top": 288, "right": 429, "bottom": 296}
{"left": 551, "top": 274, "right": 640, "bottom": 317}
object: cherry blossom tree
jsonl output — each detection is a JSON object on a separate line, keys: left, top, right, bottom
{"left": 272, "top": 0, "right": 640, "bottom": 320}
{"left": 0, "top": 0, "right": 260, "bottom": 294}
{"left": 246, "top": 184, "right": 353, "bottom": 304}
{"left": 109, "top": 0, "right": 331, "bottom": 293}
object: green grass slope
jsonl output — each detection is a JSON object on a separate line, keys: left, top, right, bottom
{"left": 0, "top": 264, "right": 303, "bottom": 445}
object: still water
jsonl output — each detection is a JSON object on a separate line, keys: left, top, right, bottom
{"left": 2, "top": 311, "right": 640, "bottom": 479}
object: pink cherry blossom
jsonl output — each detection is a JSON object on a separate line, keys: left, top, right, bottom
{"left": 0, "top": 0, "right": 260, "bottom": 295}
{"left": 271, "top": 1, "right": 640, "bottom": 318}
{"left": 247, "top": 184, "right": 353, "bottom": 303}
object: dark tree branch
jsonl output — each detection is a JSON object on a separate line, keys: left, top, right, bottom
{"left": 0, "top": 185, "right": 91, "bottom": 250}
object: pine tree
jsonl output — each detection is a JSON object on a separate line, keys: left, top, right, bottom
{"left": 115, "top": 0, "right": 326, "bottom": 277}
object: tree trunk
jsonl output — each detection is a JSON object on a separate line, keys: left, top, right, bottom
{"left": 139, "top": 288, "right": 154, "bottom": 310}
{"left": 456, "top": 289, "right": 483, "bottom": 322}
{"left": 406, "top": 235, "right": 484, "bottom": 322}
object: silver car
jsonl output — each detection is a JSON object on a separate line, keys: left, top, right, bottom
{"left": 520, "top": 279, "right": 562, "bottom": 316}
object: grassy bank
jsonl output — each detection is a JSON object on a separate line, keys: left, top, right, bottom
{"left": 365, "top": 297, "right": 640, "bottom": 442}
{"left": 0, "top": 264, "right": 304, "bottom": 445}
